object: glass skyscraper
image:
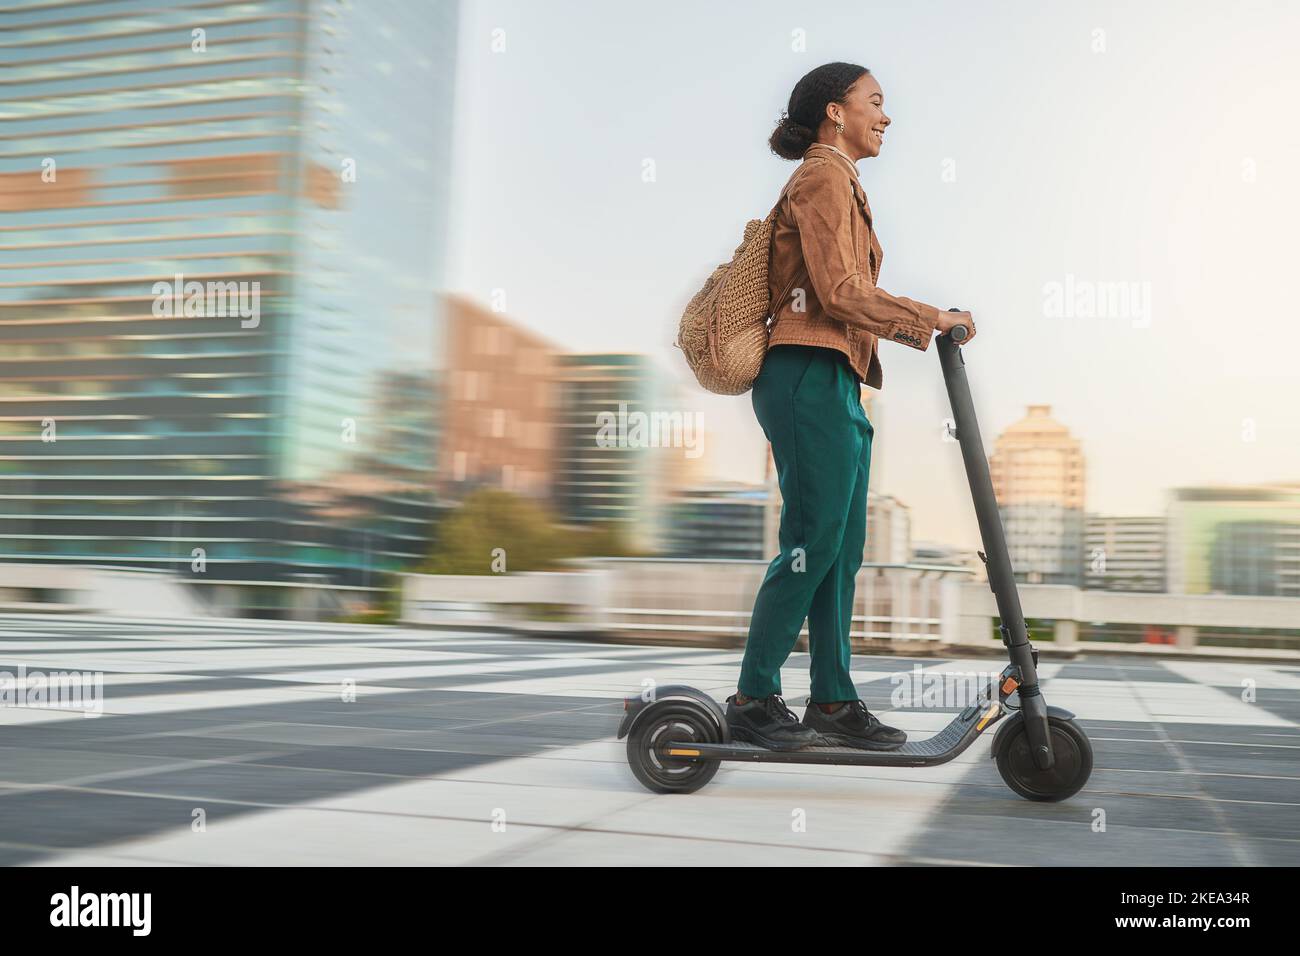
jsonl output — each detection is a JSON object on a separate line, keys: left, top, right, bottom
{"left": 0, "top": 0, "right": 458, "bottom": 609}
{"left": 553, "top": 354, "right": 692, "bottom": 555}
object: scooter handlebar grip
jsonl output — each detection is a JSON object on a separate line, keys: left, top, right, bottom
{"left": 946, "top": 308, "right": 969, "bottom": 343}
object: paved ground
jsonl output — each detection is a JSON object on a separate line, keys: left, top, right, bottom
{"left": 0, "top": 615, "right": 1296, "bottom": 865}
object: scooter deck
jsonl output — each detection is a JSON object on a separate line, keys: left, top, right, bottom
{"left": 668, "top": 704, "right": 998, "bottom": 768}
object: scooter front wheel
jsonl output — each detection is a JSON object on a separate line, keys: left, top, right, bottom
{"left": 995, "top": 716, "right": 1093, "bottom": 802}
{"left": 626, "top": 704, "right": 721, "bottom": 794}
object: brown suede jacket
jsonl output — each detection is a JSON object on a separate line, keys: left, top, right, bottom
{"left": 766, "top": 142, "right": 942, "bottom": 390}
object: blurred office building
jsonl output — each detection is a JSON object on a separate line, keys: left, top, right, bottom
{"left": 552, "top": 354, "right": 693, "bottom": 555}
{"left": 1084, "top": 514, "right": 1166, "bottom": 592}
{"left": 0, "top": 1, "right": 459, "bottom": 611}
{"left": 438, "top": 294, "right": 559, "bottom": 503}
{"left": 666, "top": 481, "right": 767, "bottom": 561}
{"left": 865, "top": 492, "right": 913, "bottom": 565}
{"left": 1166, "top": 483, "right": 1300, "bottom": 596}
{"left": 990, "top": 405, "right": 1085, "bottom": 586}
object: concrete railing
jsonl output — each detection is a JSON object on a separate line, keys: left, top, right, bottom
{"left": 575, "top": 558, "right": 970, "bottom": 648}
{"left": 957, "top": 582, "right": 1300, "bottom": 656}
{"left": 400, "top": 559, "right": 972, "bottom": 649}
{"left": 399, "top": 559, "right": 1300, "bottom": 660}
{"left": 5, "top": 560, "right": 1293, "bottom": 659}
{"left": 401, "top": 569, "right": 614, "bottom": 632}
{"left": 0, "top": 564, "right": 209, "bottom": 618}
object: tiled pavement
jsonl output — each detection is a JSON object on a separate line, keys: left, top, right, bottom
{"left": 0, "top": 615, "right": 1296, "bottom": 865}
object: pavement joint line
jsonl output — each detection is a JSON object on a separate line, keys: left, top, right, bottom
{"left": 27, "top": 770, "right": 1247, "bottom": 833}
{"left": 156, "top": 699, "right": 623, "bottom": 738}
{"left": 1087, "top": 734, "right": 1300, "bottom": 749}
{"left": 64, "top": 720, "right": 319, "bottom": 742}
{"left": 0, "top": 839, "right": 241, "bottom": 867}
{"left": 2, "top": 738, "right": 592, "bottom": 770}
{"left": 0, "top": 680, "right": 620, "bottom": 729}
{"left": 460, "top": 792, "right": 666, "bottom": 866}
{"left": 711, "top": 765, "right": 1300, "bottom": 808}
{"left": 0, "top": 750, "right": 300, "bottom": 791}
{"left": 25, "top": 848, "right": 236, "bottom": 867}
{"left": 1113, "top": 660, "right": 1260, "bottom": 866}
{"left": 1094, "top": 766, "right": 1300, "bottom": 782}
{"left": 1050, "top": 785, "right": 1300, "bottom": 808}
{"left": 103, "top": 720, "right": 605, "bottom": 746}
{"left": 442, "top": 808, "right": 914, "bottom": 866}
{"left": 0, "top": 752, "right": 491, "bottom": 788}
{"left": 899, "top": 855, "right": 1016, "bottom": 867}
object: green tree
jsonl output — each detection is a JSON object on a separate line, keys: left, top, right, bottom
{"left": 568, "top": 519, "right": 652, "bottom": 559}
{"left": 422, "top": 488, "right": 572, "bottom": 574}
{"left": 421, "top": 489, "right": 663, "bottom": 575}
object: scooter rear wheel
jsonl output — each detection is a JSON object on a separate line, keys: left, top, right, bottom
{"left": 627, "top": 704, "right": 721, "bottom": 794}
{"left": 996, "top": 716, "right": 1093, "bottom": 802}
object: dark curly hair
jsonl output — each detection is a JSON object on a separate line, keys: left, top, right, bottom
{"left": 768, "top": 62, "right": 870, "bottom": 160}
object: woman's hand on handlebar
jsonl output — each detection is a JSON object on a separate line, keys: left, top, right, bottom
{"left": 936, "top": 309, "right": 975, "bottom": 343}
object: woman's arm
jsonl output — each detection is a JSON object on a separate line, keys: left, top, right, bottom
{"left": 786, "top": 159, "right": 942, "bottom": 351}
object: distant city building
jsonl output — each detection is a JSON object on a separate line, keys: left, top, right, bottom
{"left": 665, "top": 482, "right": 767, "bottom": 560}
{"left": 0, "top": 1, "right": 459, "bottom": 606}
{"left": 867, "top": 493, "right": 913, "bottom": 565}
{"left": 553, "top": 354, "right": 691, "bottom": 554}
{"left": 439, "top": 295, "right": 559, "bottom": 502}
{"left": 1167, "top": 483, "right": 1300, "bottom": 596}
{"left": 990, "top": 405, "right": 1085, "bottom": 585}
{"left": 1084, "top": 514, "right": 1166, "bottom": 592}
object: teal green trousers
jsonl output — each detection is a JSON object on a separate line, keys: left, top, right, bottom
{"left": 738, "top": 344, "right": 873, "bottom": 703}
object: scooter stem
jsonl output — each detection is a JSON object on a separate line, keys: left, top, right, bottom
{"left": 937, "top": 323, "right": 1055, "bottom": 771}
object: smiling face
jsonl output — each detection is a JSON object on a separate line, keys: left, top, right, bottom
{"left": 825, "top": 72, "right": 891, "bottom": 160}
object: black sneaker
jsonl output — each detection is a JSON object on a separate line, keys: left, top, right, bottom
{"left": 725, "top": 694, "right": 823, "bottom": 751}
{"left": 802, "top": 699, "right": 907, "bottom": 750}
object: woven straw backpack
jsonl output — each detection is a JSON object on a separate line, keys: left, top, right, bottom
{"left": 676, "top": 182, "right": 799, "bottom": 395}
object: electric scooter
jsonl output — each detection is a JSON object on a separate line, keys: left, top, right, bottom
{"left": 619, "top": 323, "right": 1094, "bottom": 801}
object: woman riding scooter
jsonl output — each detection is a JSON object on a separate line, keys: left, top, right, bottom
{"left": 727, "top": 62, "right": 976, "bottom": 752}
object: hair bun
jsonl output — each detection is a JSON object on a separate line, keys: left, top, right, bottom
{"left": 769, "top": 115, "right": 815, "bottom": 161}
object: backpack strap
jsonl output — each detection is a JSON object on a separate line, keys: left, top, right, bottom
{"left": 767, "top": 177, "right": 803, "bottom": 321}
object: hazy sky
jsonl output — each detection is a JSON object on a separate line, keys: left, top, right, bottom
{"left": 445, "top": 0, "right": 1300, "bottom": 549}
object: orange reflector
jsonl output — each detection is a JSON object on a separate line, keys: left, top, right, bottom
{"left": 1001, "top": 677, "right": 1019, "bottom": 694}
{"left": 667, "top": 748, "right": 701, "bottom": 757}
{"left": 976, "top": 705, "right": 1000, "bottom": 731}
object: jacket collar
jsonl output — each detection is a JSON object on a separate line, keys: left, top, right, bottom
{"left": 803, "top": 142, "right": 861, "bottom": 183}
{"left": 803, "top": 142, "right": 869, "bottom": 216}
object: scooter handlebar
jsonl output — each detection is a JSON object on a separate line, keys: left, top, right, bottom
{"left": 946, "top": 307, "right": 969, "bottom": 343}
